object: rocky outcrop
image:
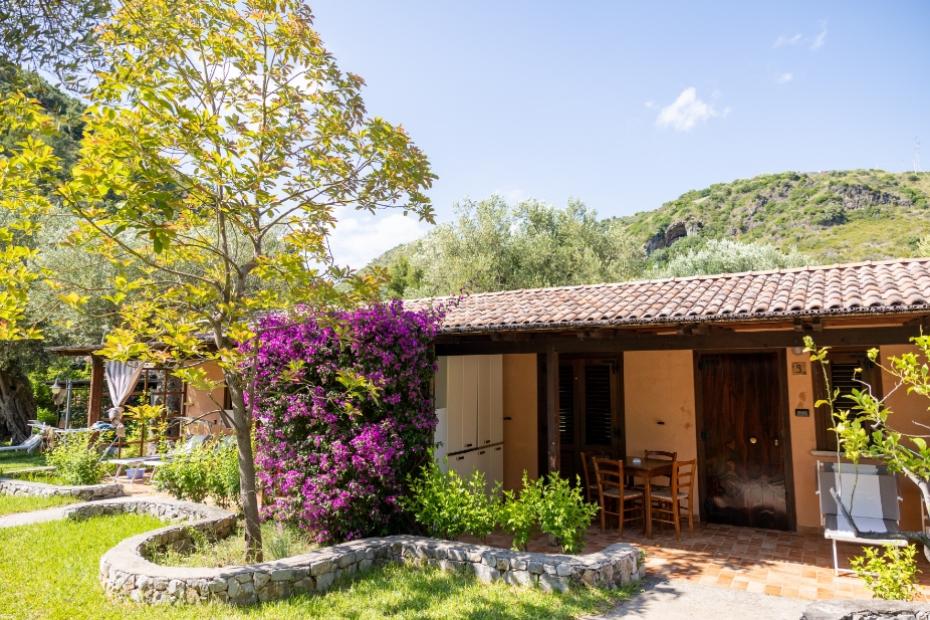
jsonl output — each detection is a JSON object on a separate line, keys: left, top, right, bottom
{"left": 645, "top": 220, "right": 704, "bottom": 253}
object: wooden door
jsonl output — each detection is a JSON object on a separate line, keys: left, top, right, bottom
{"left": 557, "top": 357, "right": 623, "bottom": 483}
{"left": 697, "top": 352, "right": 791, "bottom": 530}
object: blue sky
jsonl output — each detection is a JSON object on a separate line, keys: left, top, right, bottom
{"left": 313, "top": 1, "right": 930, "bottom": 267}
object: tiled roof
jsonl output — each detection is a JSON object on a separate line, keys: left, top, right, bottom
{"left": 420, "top": 258, "right": 930, "bottom": 334}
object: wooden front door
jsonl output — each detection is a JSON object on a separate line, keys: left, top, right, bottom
{"left": 697, "top": 352, "right": 792, "bottom": 530}
{"left": 557, "top": 357, "right": 624, "bottom": 483}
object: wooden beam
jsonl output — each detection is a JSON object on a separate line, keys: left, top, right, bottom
{"left": 545, "top": 349, "right": 560, "bottom": 475}
{"left": 435, "top": 323, "right": 928, "bottom": 356}
{"left": 87, "top": 356, "right": 104, "bottom": 425}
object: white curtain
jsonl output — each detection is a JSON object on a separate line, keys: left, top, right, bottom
{"left": 104, "top": 361, "right": 144, "bottom": 421}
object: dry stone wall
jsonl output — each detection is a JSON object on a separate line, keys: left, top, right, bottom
{"left": 0, "top": 473, "right": 123, "bottom": 501}
{"left": 89, "top": 498, "right": 645, "bottom": 606}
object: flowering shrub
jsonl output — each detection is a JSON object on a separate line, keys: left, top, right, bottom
{"left": 249, "top": 301, "right": 442, "bottom": 544}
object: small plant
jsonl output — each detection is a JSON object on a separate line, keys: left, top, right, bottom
{"left": 152, "top": 440, "right": 240, "bottom": 507}
{"left": 402, "top": 458, "right": 501, "bottom": 540}
{"left": 850, "top": 544, "right": 920, "bottom": 601}
{"left": 535, "top": 473, "right": 599, "bottom": 553}
{"left": 499, "top": 472, "right": 543, "bottom": 550}
{"left": 46, "top": 432, "right": 106, "bottom": 486}
{"left": 35, "top": 406, "right": 58, "bottom": 427}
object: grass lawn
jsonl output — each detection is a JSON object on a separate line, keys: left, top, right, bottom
{"left": 0, "top": 514, "right": 629, "bottom": 620}
{"left": 0, "top": 452, "right": 46, "bottom": 474}
{"left": 0, "top": 494, "right": 78, "bottom": 517}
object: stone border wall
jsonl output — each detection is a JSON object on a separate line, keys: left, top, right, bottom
{"left": 93, "top": 498, "right": 644, "bottom": 606}
{"left": 0, "top": 472, "right": 124, "bottom": 501}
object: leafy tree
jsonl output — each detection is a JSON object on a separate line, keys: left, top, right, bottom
{"left": 56, "top": 0, "right": 434, "bottom": 561}
{"left": 380, "top": 196, "right": 642, "bottom": 297}
{"left": 0, "top": 0, "right": 109, "bottom": 90}
{"left": 652, "top": 238, "right": 809, "bottom": 278}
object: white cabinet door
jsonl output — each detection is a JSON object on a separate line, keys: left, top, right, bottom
{"left": 445, "top": 356, "right": 464, "bottom": 453}
{"left": 489, "top": 444, "right": 504, "bottom": 491}
{"left": 450, "top": 448, "right": 480, "bottom": 479}
{"left": 461, "top": 356, "right": 479, "bottom": 451}
{"left": 434, "top": 407, "right": 448, "bottom": 467}
{"left": 489, "top": 355, "right": 503, "bottom": 445}
{"left": 477, "top": 355, "right": 491, "bottom": 446}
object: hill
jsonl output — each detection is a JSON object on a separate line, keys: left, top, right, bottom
{"left": 621, "top": 169, "right": 930, "bottom": 265}
{"left": 367, "top": 169, "right": 930, "bottom": 297}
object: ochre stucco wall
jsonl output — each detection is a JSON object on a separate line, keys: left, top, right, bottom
{"left": 183, "top": 361, "right": 227, "bottom": 432}
{"left": 785, "top": 348, "right": 820, "bottom": 530}
{"left": 502, "top": 354, "right": 538, "bottom": 491}
{"left": 623, "top": 350, "right": 699, "bottom": 514}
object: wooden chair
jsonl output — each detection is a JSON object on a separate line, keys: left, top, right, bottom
{"left": 649, "top": 458, "right": 695, "bottom": 539}
{"left": 643, "top": 449, "right": 677, "bottom": 488}
{"left": 593, "top": 457, "right": 644, "bottom": 534}
{"left": 579, "top": 451, "right": 608, "bottom": 503}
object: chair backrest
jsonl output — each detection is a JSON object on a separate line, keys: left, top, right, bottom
{"left": 580, "top": 451, "right": 592, "bottom": 489}
{"left": 177, "top": 434, "right": 209, "bottom": 454}
{"left": 675, "top": 459, "right": 695, "bottom": 495}
{"left": 816, "top": 461, "right": 899, "bottom": 522}
{"left": 645, "top": 449, "right": 677, "bottom": 462}
{"left": 593, "top": 457, "right": 624, "bottom": 494}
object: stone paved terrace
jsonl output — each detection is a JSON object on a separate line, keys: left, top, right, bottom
{"left": 473, "top": 522, "right": 930, "bottom": 602}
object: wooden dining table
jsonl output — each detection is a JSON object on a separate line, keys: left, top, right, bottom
{"left": 624, "top": 458, "right": 674, "bottom": 537}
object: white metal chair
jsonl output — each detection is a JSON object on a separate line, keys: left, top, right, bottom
{"left": 816, "top": 461, "right": 905, "bottom": 574}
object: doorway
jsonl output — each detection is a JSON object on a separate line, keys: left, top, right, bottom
{"left": 555, "top": 356, "right": 624, "bottom": 482}
{"left": 695, "top": 351, "right": 793, "bottom": 530}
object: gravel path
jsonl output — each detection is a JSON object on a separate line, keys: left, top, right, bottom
{"left": 588, "top": 576, "right": 809, "bottom": 620}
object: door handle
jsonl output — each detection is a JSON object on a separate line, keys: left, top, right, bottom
{"left": 749, "top": 436, "right": 758, "bottom": 445}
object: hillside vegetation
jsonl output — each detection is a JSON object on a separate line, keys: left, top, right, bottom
{"left": 372, "top": 170, "right": 930, "bottom": 298}
{"left": 623, "top": 169, "right": 930, "bottom": 265}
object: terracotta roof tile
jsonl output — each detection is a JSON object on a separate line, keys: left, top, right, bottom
{"left": 416, "top": 258, "right": 930, "bottom": 334}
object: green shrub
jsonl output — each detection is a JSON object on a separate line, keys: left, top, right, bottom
{"left": 152, "top": 441, "right": 240, "bottom": 507}
{"left": 404, "top": 463, "right": 598, "bottom": 553}
{"left": 402, "top": 458, "right": 500, "bottom": 540}
{"left": 850, "top": 544, "right": 920, "bottom": 601}
{"left": 499, "top": 472, "right": 543, "bottom": 551}
{"left": 46, "top": 432, "right": 106, "bottom": 486}
{"left": 35, "top": 406, "right": 58, "bottom": 427}
{"left": 535, "top": 473, "right": 599, "bottom": 553}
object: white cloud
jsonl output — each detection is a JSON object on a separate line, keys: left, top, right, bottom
{"left": 773, "top": 33, "right": 803, "bottom": 48}
{"left": 643, "top": 100, "right": 655, "bottom": 109}
{"left": 776, "top": 72, "right": 794, "bottom": 84}
{"left": 328, "top": 208, "right": 431, "bottom": 269}
{"left": 810, "top": 22, "right": 827, "bottom": 50}
{"left": 655, "top": 87, "right": 721, "bottom": 132}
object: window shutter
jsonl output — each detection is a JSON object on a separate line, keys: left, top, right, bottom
{"left": 584, "top": 363, "right": 613, "bottom": 445}
{"left": 558, "top": 364, "right": 574, "bottom": 444}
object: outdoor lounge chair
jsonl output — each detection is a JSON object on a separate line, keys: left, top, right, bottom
{"left": 106, "top": 434, "right": 210, "bottom": 477}
{"left": 816, "top": 461, "right": 905, "bottom": 574}
{"left": 0, "top": 433, "right": 42, "bottom": 455}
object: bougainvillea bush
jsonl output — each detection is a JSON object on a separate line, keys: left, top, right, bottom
{"left": 249, "top": 301, "right": 442, "bottom": 544}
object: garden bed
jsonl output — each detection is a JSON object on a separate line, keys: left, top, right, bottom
{"left": 0, "top": 468, "right": 123, "bottom": 501}
{"left": 92, "top": 497, "right": 644, "bottom": 606}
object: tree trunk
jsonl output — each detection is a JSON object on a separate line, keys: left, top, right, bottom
{"left": 225, "top": 372, "right": 263, "bottom": 563}
{"left": 0, "top": 363, "right": 35, "bottom": 444}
